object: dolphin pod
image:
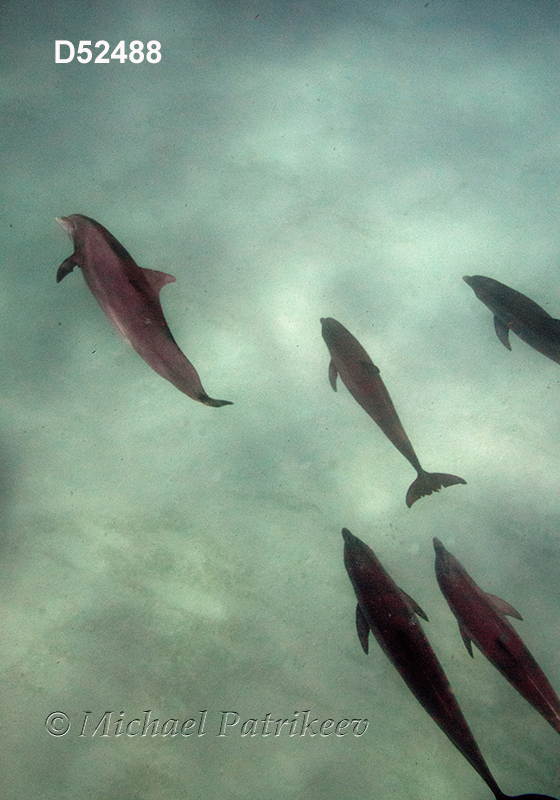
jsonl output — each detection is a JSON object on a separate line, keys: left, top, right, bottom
{"left": 56, "top": 214, "right": 232, "bottom": 407}
{"left": 342, "top": 529, "right": 558, "bottom": 800}
{"left": 54, "top": 221, "right": 557, "bottom": 795}
{"left": 463, "top": 275, "right": 560, "bottom": 365}
{"left": 321, "top": 317, "right": 466, "bottom": 506}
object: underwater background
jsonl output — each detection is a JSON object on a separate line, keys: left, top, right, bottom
{"left": 2, "top": 1, "right": 559, "bottom": 798}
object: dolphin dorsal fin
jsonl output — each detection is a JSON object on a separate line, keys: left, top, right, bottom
{"left": 486, "top": 592, "right": 523, "bottom": 620}
{"left": 142, "top": 267, "right": 176, "bottom": 294}
{"left": 399, "top": 588, "right": 429, "bottom": 622}
{"left": 459, "top": 623, "right": 474, "bottom": 657}
{"left": 360, "top": 360, "right": 380, "bottom": 378}
{"left": 494, "top": 316, "right": 512, "bottom": 350}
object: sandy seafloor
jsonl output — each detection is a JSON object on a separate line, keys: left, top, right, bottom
{"left": 2, "top": 1, "right": 559, "bottom": 799}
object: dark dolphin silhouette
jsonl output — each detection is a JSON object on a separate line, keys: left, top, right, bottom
{"left": 321, "top": 317, "right": 465, "bottom": 506}
{"left": 56, "top": 215, "right": 232, "bottom": 407}
{"left": 463, "top": 275, "right": 560, "bottom": 365}
{"left": 434, "top": 538, "right": 560, "bottom": 735}
{"left": 342, "top": 528, "right": 558, "bottom": 800}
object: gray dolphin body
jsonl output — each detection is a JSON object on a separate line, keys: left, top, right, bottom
{"left": 463, "top": 275, "right": 560, "bottom": 365}
{"left": 321, "top": 317, "right": 465, "bottom": 506}
{"left": 434, "top": 538, "right": 560, "bottom": 736}
{"left": 56, "top": 215, "right": 232, "bottom": 407}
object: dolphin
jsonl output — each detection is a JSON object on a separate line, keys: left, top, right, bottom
{"left": 434, "top": 537, "right": 560, "bottom": 735}
{"left": 463, "top": 275, "right": 560, "bottom": 365}
{"left": 56, "top": 215, "right": 232, "bottom": 407}
{"left": 342, "top": 528, "right": 558, "bottom": 800}
{"left": 321, "top": 317, "right": 465, "bottom": 506}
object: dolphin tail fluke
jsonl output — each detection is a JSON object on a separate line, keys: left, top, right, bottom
{"left": 199, "top": 394, "right": 233, "bottom": 407}
{"left": 505, "top": 795, "right": 559, "bottom": 799}
{"left": 406, "top": 470, "right": 466, "bottom": 508}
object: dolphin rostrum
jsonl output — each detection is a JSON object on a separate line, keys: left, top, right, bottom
{"left": 342, "top": 528, "right": 558, "bottom": 800}
{"left": 321, "top": 317, "right": 465, "bottom": 506}
{"left": 56, "top": 215, "right": 232, "bottom": 407}
{"left": 434, "top": 537, "right": 560, "bottom": 735}
{"left": 463, "top": 275, "right": 560, "bottom": 365}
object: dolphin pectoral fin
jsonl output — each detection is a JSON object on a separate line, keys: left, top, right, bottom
{"left": 459, "top": 623, "right": 475, "bottom": 657}
{"left": 328, "top": 359, "right": 338, "bottom": 391}
{"left": 355, "top": 603, "right": 370, "bottom": 654}
{"left": 406, "top": 471, "right": 467, "bottom": 508}
{"left": 485, "top": 592, "right": 523, "bottom": 621}
{"left": 399, "top": 588, "right": 429, "bottom": 621}
{"left": 56, "top": 256, "right": 78, "bottom": 283}
{"left": 494, "top": 316, "right": 512, "bottom": 350}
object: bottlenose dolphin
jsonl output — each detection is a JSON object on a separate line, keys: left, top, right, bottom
{"left": 463, "top": 275, "right": 560, "bottom": 365}
{"left": 342, "top": 528, "right": 558, "bottom": 800}
{"left": 56, "top": 215, "right": 232, "bottom": 407}
{"left": 434, "top": 538, "right": 560, "bottom": 735}
{"left": 321, "top": 317, "right": 465, "bottom": 506}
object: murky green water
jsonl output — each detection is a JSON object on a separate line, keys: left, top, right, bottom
{"left": 2, "top": 2, "right": 559, "bottom": 798}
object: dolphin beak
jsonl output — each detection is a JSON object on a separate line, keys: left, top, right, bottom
{"left": 56, "top": 216, "right": 72, "bottom": 234}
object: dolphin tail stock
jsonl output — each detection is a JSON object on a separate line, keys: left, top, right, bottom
{"left": 405, "top": 470, "right": 466, "bottom": 508}
{"left": 198, "top": 393, "right": 233, "bottom": 408}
